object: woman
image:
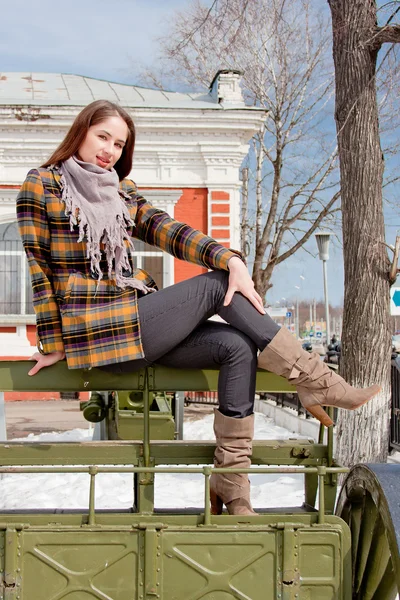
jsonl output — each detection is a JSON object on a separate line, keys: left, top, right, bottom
{"left": 17, "top": 100, "right": 380, "bottom": 516}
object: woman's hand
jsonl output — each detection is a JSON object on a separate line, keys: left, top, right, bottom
{"left": 28, "top": 350, "right": 66, "bottom": 376}
{"left": 224, "top": 256, "right": 266, "bottom": 314}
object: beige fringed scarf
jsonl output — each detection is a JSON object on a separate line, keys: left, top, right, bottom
{"left": 59, "top": 156, "right": 153, "bottom": 293}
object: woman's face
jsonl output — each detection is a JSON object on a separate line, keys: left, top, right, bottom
{"left": 77, "top": 115, "right": 129, "bottom": 170}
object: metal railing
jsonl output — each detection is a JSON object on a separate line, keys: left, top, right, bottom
{"left": 391, "top": 360, "right": 400, "bottom": 452}
{"left": 260, "top": 391, "right": 310, "bottom": 418}
{"left": 184, "top": 391, "right": 219, "bottom": 406}
{"left": 0, "top": 462, "right": 348, "bottom": 525}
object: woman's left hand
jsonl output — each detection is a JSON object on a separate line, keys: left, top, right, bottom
{"left": 224, "top": 256, "right": 266, "bottom": 314}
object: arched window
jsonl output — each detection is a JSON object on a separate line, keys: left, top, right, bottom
{"left": 0, "top": 222, "right": 33, "bottom": 315}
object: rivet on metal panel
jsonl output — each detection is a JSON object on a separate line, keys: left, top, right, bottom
{"left": 148, "top": 367, "right": 155, "bottom": 390}
{"left": 138, "top": 370, "right": 145, "bottom": 390}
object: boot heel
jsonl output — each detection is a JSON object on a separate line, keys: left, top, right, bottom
{"left": 303, "top": 401, "right": 333, "bottom": 427}
{"left": 210, "top": 489, "right": 223, "bottom": 515}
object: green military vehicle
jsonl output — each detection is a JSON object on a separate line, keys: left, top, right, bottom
{"left": 0, "top": 360, "right": 399, "bottom": 599}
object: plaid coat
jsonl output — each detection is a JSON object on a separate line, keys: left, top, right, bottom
{"left": 17, "top": 167, "right": 238, "bottom": 370}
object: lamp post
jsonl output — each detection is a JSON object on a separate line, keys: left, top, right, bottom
{"left": 315, "top": 232, "right": 331, "bottom": 346}
{"left": 294, "top": 276, "right": 305, "bottom": 339}
{"left": 294, "top": 287, "right": 300, "bottom": 338}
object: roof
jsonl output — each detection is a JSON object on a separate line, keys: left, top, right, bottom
{"left": 0, "top": 72, "right": 225, "bottom": 109}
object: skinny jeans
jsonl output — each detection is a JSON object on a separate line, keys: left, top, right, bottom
{"left": 103, "top": 271, "right": 280, "bottom": 418}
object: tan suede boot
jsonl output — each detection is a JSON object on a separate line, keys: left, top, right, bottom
{"left": 210, "top": 409, "right": 256, "bottom": 516}
{"left": 258, "top": 327, "right": 381, "bottom": 427}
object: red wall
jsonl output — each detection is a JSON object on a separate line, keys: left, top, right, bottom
{"left": 173, "top": 188, "right": 208, "bottom": 282}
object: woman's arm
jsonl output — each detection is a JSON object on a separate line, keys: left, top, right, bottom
{"left": 17, "top": 170, "right": 66, "bottom": 369}
{"left": 225, "top": 256, "right": 265, "bottom": 314}
{"left": 124, "top": 182, "right": 240, "bottom": 271}
{"left": 124, "top": 181, "right": 265, "bottom": 313}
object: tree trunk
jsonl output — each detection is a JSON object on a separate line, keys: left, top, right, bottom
{"left": 328, "top": 0, "right": 391, "bottom": 464}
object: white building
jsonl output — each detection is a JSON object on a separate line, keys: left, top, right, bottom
{"left": 0, "top": 71, "right": 265, "bottom": 376}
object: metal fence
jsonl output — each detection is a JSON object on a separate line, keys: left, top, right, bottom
{"left": 391, "top": 360, "right": 400, "bottom": 452}
{"left": 178, "top": 361, "right": 400, "bottom": 447}
{"left": 259, "top": 392, "right": 310, "bottom": 418}
{"left": 184, "top": 391, "right": 219, "bottom": 406}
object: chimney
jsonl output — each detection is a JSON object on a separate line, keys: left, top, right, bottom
{"left": 209, "top": 70, "right": 245, "bottom": 106}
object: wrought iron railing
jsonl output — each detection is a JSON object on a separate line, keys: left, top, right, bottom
{"left": 391, "top": 360, "right": 400, "bottom": 452}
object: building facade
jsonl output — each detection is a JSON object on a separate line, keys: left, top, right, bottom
{"left": 0, "top": 71, "right": 265, "bottom": 388}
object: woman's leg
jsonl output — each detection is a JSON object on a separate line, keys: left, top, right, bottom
{"left": 137, "top": 270, "right": 279, "bottom": 363}
{"left": 154, "top": 321, "right": 257, "bottom": 418}
{"left": 136, "top": 270, "right": 379, "bottom": 428}
{"left": 153, "top": 321, "right": 257, "bottom": 514}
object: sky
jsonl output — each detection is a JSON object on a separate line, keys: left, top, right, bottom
{"left": 1, "top": 0, "right": 397, "bottom": 309}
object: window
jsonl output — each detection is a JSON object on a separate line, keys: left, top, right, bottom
{"left": 0, "top": 222, "right": 33, "bottom": 315}
{"left": 132, "top": 240, "right": 165, "bottom": 290}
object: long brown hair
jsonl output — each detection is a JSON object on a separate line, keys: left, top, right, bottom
{"left": 42, "top": 100, "right": 136, "bottom": 180}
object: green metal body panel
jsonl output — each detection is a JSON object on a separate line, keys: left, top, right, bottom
{"left": 0, "top": 515, "right": 351, "bottom": 600}
{"left": 117, "top": 412, "right": 175, "bottom": 440}
{"left": 0, "top": 361, "right": 351, "bottom": 599}
{"left": 115, "top": 391, "right": 176, "bottom": 441}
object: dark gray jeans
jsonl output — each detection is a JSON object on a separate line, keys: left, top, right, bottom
{"left": 104, "top": 271, "right": 280, "bottom": 418}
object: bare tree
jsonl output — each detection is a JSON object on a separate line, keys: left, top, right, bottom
{"left": 328, "top": 0, "right": 400, "bottom": 465}
{"left": 141, "top": 0, "right": 341, "bottom": 300}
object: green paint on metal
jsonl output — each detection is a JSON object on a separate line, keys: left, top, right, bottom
{"left": 0, "top": 360, "right": 359, "bottom": 598}
{"left": 0, "top": 362, "right": 295, "bottom": 393}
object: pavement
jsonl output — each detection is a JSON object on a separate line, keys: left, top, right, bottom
{"left": 5, "top": 401, "right": 90, "bottom": 440}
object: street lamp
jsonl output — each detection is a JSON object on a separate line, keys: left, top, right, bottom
{"left": 315, "top": 232, "right": 331, "bottom": 346}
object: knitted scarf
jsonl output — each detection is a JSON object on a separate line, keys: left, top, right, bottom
{"left": 59, "top": 156, "right": 153, "bottom": 293}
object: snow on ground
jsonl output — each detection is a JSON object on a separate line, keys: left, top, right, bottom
{"left": 0, "top": 411, "right": 305, "bottom": 510}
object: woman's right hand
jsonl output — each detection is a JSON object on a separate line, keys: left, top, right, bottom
{"left": 28, "top": 351, "right": 66, "bottom": 376}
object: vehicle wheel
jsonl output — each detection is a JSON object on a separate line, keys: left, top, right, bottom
{"left": 336, "top": 463, "right": 400, "bottom": 600}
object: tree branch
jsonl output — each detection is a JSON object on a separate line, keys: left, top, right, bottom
{"left": 373, "top": 24, "right": 400, "bottom": 46}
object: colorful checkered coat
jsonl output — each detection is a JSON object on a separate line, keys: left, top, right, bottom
{"left": 17, "top": 167, "right": 237, "bottom": 370}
